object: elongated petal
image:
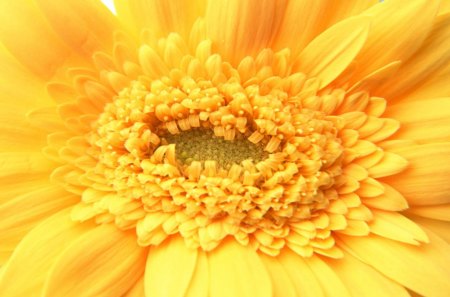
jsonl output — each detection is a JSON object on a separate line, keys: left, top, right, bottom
{"left": 407, "top": 204, "right": 450, "bottom": 222}
{"left": 0, "top": 0, "right": 73, "bottom": 78}
{"left": 277, "top": 249, "right": 325, "bottom": 297}
{"left": 327, "top": 251, "right": 410, "bottom": 297}
{"left": 0, "top": 209, "right": 92, "bottom": 296}
{"left": 352, "top": 0, "right": 440, "bottom": 81}
{"left": 304, "top": 256, "right": 351, "bottom": 297}
{"left": 43, "top": 224, "right": 147, "bottom": 297}
{"left": 114, "top": 0, "right": 206, "bottom": 41}
{"left": 385, "top": 143, "right": 450, "bottom": 205}
{"left": 145, "top": 236, "right": 198, "bottom": 297}
{"left": 208, "top": 239, "right": 272, "bottom": 297}
{"left": 205, "top": 0, "right": 287, "bottom": 64}
{"left": 35, "top": 0, "right": 120, "bottom": 56}
{"left": 259, "top": 254, "right": 297, "bottom": 297}
{"left": 385, "top": 97, "right": 450, "bottom": 143}
{"left": 124, "top": 276, "right": 145, "bottom": 297}
{"left": 376, "top": 14, "right": 450, "bottom": 99}
{"left": 292, "top": 16, "right": 370, "bottom": 88}
{"left": 339, "top": 233, "right": 450, "bottom": 297}
{"left": 369, "top": 210, "right": 428, "bottom": 244}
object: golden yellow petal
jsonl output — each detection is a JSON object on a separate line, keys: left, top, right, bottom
{"left": 43, "top": 225, "right": 146, "bottom": 297}
{"left": 208, "top": 238, "right": 272, "bottom": 297}
{"left": 339, "top": 233, "right": 450, "bottom": 297}
{"left": 205, "top": 0, "right": 287, "bottom": 65}
{"left": 407, "top": 204, "right": 450, "bottom": 222}
{"left": 259, "top": 254, "right": 297, "bottom": 297}
{"left": 385, "top": 143, "right": 450, "bottom": 206}
{"left": 123, "top": 276, "right": 145, "bottom": 297}
{"left": 352, "top": 0, "right": 440, "bottom": 81}
{"left": 292, "top": 16, "right": 370, "bottom": 88}
{"left": 375, "top": 14, "right": 450, "bottom": 100}
{"left": 145, "top": 236, "right": 198, "bottom": 297}
{"left": 369, "top": 210, "right": 428, "bottom": 245}
{"left": 385, "top": 97, "right": 450, "bottom": 143}
{"left": 327, "top": 251, "right": 410, "bottom": 297}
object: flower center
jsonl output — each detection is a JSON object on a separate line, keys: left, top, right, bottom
{"left": 162, "top": 128, "right": 267, "bottom": 168}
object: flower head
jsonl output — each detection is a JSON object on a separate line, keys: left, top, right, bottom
{"left": 0, "top": 0, "right": 449, "bottom": 296}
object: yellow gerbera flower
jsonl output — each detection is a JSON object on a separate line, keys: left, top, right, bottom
{"left": 1, "top": 0, "right": 449, "bottom": 296}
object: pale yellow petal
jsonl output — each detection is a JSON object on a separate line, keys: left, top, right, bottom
{"left": 208, "top": 239, "right": 272, "bottom": 297}
{"left": 384, "top": 98, "right": 450, "bottom": 143}
{"left": 43, "top": 225, "right": 147, "bottom": 297}
{"left": 327, "top": 251, "right": 410, "bottom": 297}
{"left": 185, "top": 251, "right": 208, "bottom": 297}
{"left": 292, "top": 16, "right": 370, "bottom": 88}
{"left": 114, "top": 0, "right": 206, "bottom": 41}
{"left": 339, "top": 233, "right": 450, "bottom": 297}
{"left": 385, "top": 143, "right": 450, "bottom": 205}
{"left": 145, "top": 236, "right": 198, "bottom": 297}
{"left": 35, "top": 0, "right": 120, "bottom": 56}
{"left": 0, "top": 209, "right": 92, "bottom": 296}
{"left": 0, "top": 0, "right": 72, "bottom": 78}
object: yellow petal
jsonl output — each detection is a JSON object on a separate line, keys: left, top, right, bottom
{"left": 0, "top": 186, "right": 78, "bottom": 261}
{"left": 259, "top": 254, "right": 297, "bottom": 297}
{"left": 35, "top": 0, "right": 119, "bottom": 56}
{"left": 304, "top": 256, "right": 351, "bottom": 297}
{"left": 367, "top": 152, "right": 408, "bottom": 178}
{"left": 375, "top": 14, "right": 450, "bottom": 100}
{"left": 292, "top": 16, "right": 370, "bottom": 88}
{"left": 208, "top": 239, "right": 272, "bottom": 297}
{"left": 362, "top": 182, "right": 409, "bottom": 211}
{"left": 409, "top": 216, "right": 450, "bottom": 243}
{"left": 0, "top": 0, "right": 72, "bottom": 78}
{"left": 385, "top": 143, "right": 450, "bottom": 205}
{"left": 352, "top": 0, "right": 440, "bottom": 81}
{"left": 185, "top": 251, "right": 208, "bottom": 297}
{"left": 114, "top": 0, "right": 206, "bottom": 41}
{"left": 145, "top": 236, "right": 198, "bottom": 297}
{"left": 369, "top": 210, "right": 429, "bottom": 245}
{"left": 403, "top": 63, "right": 450, "bottom": 101}
{"left": 0, "top": 152, "right": 55, "bottom": 179}
{"left": 327, "top": 251, "right": 410, "bottom": 297}
{"left": 339, "top": 233, "right": 450, "bottom": 297}
{"left": 277, "top": 249, "right": 324, "bottom": 297}
{"left": 43, "top": 224, "right": 147, "bottom": 297}
{"left": 384, "top": 97, "right": 450, "bottom": 143}
{"left": 205, "top": 0, "right": 287, "bottom": 64}
{"left": 0, "top": 209, "right": 92, "bottom": 296}
{"left": 407, "top": 204, "right": 450, "bottom": 221}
